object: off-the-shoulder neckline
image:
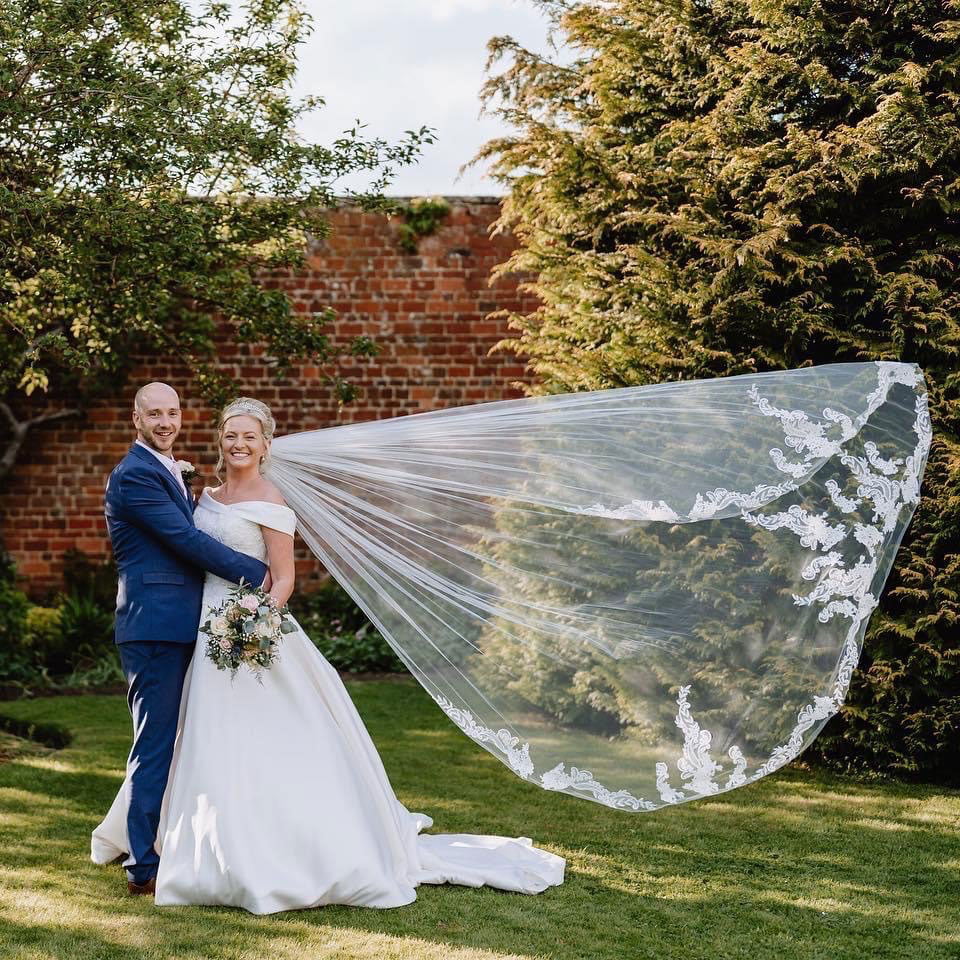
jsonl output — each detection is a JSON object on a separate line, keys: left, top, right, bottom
{"left": 201, "top": 487, "right": 291, "bottom": 509}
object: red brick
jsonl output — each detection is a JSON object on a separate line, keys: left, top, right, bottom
{"left": 0, "top": 198, "right": 538, "bottom": 596}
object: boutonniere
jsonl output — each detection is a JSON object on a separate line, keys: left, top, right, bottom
{"left": 176, "top": 460, "right": 198, "bottom": 485}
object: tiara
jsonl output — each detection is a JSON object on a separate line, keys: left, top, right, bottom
{"left": 223, "top": 399, "right": 266, "bottom": 417}
{"left": 221, "top": 399, "right": 274, "bottom": 433}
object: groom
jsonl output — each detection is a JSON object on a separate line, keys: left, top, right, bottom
{"left": 104, "top": 381, "right": 268, "bottom": 895}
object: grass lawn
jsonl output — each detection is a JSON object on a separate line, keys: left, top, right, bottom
{"left": 0, "top": 679, "right": 957, "bottom": 960}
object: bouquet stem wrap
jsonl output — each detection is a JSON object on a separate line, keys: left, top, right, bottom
{"left": 267, "top": 362, "right": 931, "bottom": 811}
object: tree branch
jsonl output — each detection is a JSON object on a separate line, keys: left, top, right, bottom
{"left": 0, "top": 402, "right": 80, "bottom": 484}
{"left": 2, "top": 50, "right": 55, "bottom": 102}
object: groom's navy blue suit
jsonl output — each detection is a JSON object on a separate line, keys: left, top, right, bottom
{"left": 105, "top": 443, "right": 267, "bottom": 886}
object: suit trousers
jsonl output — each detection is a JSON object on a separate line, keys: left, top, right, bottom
{"left": 117, "top": 640, "right": 194, "bottom": 885}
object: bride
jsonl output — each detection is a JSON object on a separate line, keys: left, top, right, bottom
{"left": 92, "top": 397, "right": 566, "bottom": 914}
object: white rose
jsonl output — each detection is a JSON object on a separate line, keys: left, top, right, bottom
{"left": 176, "top": 459, "right": 195, "bottom": 474}
{"left": 255, "top": 620, "right": 274, "bottom": 639}
{"left": 210, "top": 617, "right": 230, "bottom": 637}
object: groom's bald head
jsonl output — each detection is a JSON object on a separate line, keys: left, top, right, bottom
{"left": 134, "top": 381, "right": 179, "bottom": 413}
{"left": 133, "top": 382, "right": 181, "bottom": 455}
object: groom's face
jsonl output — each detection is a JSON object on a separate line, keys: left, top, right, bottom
{"left": 133, "top": 384, "right": 181, "bottom": 455}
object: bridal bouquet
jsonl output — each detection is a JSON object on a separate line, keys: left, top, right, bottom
{"left": 201, "top": 581, "right": 297, "bottom": 682}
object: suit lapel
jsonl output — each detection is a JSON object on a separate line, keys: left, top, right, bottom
{"left": 128, "top": 444, "right": 193, "bottom": 522}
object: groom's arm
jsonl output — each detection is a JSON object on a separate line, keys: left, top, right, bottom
{"left": 115, "top": 469, "right": 267, "bottom": 587}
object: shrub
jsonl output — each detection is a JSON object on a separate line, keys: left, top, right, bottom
{"left": 290, "top": 579, "right": 406, "bottom": 674}
{"left": 60, "top": 594, "right": 113, "bottom": 657}
{"left": 9, "top": 594, "right": 114, "bottom": 680}
{"left": 28, "top": 550, "right": 117, "bottom": 677}
{"left": 61, "top": 548, "right": 117, "bottom": 611}
{"left": 22, "top": 606, "right": 62, "bottom": 651}
{"left": 0, "top": 553, "right": 29, "bottom": 648}
{"left": 9, "top": 551, "right": 117, "bottom": 681}
{"left": 0, "top": 555, "right": 32, "bottom": 687}
{"left": 53, "top": 652, "right": 124, "bottom": 690}
{"left": 473, "top": 0, "right": 960, "bottom": 782}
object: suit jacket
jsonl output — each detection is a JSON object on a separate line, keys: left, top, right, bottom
{"left": 105, "top": 443, "right": 268, "bottom": 645}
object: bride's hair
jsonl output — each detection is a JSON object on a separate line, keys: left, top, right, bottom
{"left": 215, "top": 397, "right": 276, "bottom": 478}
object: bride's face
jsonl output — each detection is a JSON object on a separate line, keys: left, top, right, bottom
{"left": 221, "top": 414, "right": 269, "bottom": 472}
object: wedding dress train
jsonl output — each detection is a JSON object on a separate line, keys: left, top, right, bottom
{"left": 91, "top": 489, "right": 565, "bottom": 914}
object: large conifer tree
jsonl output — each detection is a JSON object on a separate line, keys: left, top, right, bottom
{"left": 471, "top": 0, "right": 960, "bottom": 779}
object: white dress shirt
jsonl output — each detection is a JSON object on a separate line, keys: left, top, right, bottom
{"left": 135, "top": 439, "right": 189, "bottom": 501}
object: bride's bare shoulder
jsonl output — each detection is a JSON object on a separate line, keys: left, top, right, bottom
{"left": 255, "top": 478, "right": 287, "bottom": 507}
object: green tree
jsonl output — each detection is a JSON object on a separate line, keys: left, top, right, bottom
{"left": 469, "top": 0, "right": 960, "bottom": 780}
{"left": 0, "top": 0, "right": 434, "bottom": 480}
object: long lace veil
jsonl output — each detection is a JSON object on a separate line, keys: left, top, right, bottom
{"left": 266, "top": 361, "right": 931, "bottom": 811}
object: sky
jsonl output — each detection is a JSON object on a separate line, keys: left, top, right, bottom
{"left": 288, "top": 0, "right": 560, "bottom": 197}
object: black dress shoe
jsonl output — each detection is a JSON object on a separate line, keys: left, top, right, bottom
{"left": 127, "top": 876, "right": 156, "bottom": 896}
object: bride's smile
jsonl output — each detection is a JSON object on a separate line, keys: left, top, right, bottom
{"left": 221, "top": 415, "right": 269, "bottom": 473}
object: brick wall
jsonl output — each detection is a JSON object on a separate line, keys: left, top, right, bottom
{"left": 1, "top": 197, "right": 539, "bottom": 597}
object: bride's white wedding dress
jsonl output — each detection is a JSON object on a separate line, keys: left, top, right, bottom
{"left": 91, "top": 489, "right": 565, "bottom": 914}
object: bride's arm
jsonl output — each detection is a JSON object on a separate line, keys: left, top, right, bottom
{"left": 261, "top": 526, "right": 295, "bottom": 607}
